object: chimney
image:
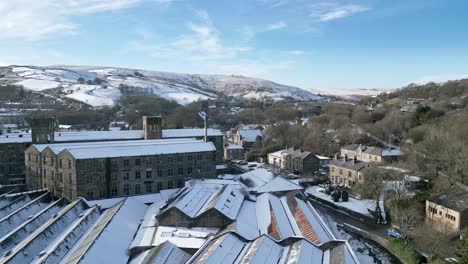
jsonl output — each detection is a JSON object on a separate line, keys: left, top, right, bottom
{"left": 344, "top": 154, "right": 348, "bottom": 162}
{"left": 300, "top": 148, "right": 304, "bottom": 153}
{"left": 353, "top": 156, "right": 357, "bottom": 164}
{"left": 143, "top": 116, "right": 163, "bottom": 140}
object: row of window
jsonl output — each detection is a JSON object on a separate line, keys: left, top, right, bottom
{"left": 118, "top": 153, "right": 211, "bottom": 167}
{"left": 86, "top": 180, "right": 185, "bottom": 199}
{"left": 115, "top": 167, "right": 197, "bottom": 182}
{"left": 428, "top": 207, "right": 457, "bottom": 222}
{"left": 28, "top": 154, "right": 73, "bottom": 169}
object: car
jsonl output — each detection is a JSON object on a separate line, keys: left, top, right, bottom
{"left": 387, "top": 228, "right": 401, "bottom": 238}
{"left": 248, "top": 164, "right": 257, "bottom": 168}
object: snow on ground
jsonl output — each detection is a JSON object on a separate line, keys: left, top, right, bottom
{"left": 306, "top": 186, "right": 376, "bottom": 217}
{"left": 161, "top": 92, "right": 211, "bottom": 105}
{"left": 65, "top": 84, "right": 119, "bottom": 106}
{"left": 12, "top": 67, "right": 34, "bottom": 72}
{"left": 319, "top": 211, "right": 398, "bottom": 264}
{"left": 15, "top": 79, "right": 60, "bottom": 91}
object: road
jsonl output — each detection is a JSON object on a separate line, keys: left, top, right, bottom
{"left": 310, "top": 200, "right": 400, "bottom": 264}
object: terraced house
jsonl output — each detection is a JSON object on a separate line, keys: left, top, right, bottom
{"left": 340, "top": 144, "right": 403, "bottom": 163}
{"left": 25, "top": 138, "right": 216, "bottom": 200}
{"left": 329, "top": 158, "right": 371, "bottom": 188}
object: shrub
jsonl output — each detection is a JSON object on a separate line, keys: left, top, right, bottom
{"left": 387, "top": 239, "right": 422, "bottom": 264}
{"left": 332, "top": 191, "right": 341, "bottom": 202}
{"left": 341, "top": 190, "right": 349, "bottom": 202}
{"left": 244, "top": 152, "right": 256, "bottom": 162}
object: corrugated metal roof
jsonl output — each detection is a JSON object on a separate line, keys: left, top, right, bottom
{"left": 213, "top": 185, "right": 244, "bottom": 220}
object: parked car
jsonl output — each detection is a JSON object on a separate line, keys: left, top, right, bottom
{"left": 387, "top": 228, "right": 401, "bottom": 239}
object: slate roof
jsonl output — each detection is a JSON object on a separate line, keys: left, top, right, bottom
{"left": 0, "top": 128, "right": 223, "bottom": 144}
{"left": 238, "top": 129, "right": 263, "bottom": 142}
{"left": 330, "top": 159, "right": 370, "bottom": 172}
{"left": 129, "top": 241, "right": 192, "bottom": 264}
{"left": 188, "top": 231, "right": 358, "bottom": 264}
{"left": 428, "top": 189, "right": 468, "bottom": 212}
{"left": 169, "top": 184, "right": 245, "bottom": 220}
{"left": 342, "top": 144, "right": 403, "bottom": 157}
{"left": 31, "top": 138, "right": 216, "bottom": 160}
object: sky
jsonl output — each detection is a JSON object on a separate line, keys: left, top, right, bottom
{"left": 0, "top": 0, "right": 468, "bottom": 91}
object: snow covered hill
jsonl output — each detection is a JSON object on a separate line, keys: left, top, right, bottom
{"left": 0, "top": 65, "right": 322, "bottom": 107}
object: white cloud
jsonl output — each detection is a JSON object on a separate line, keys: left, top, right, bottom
{"left": 0, "top": 0, "right": 170, "bottom": 40}
{"left": 129, "top": 9, "right": 295, "bottom": 77}
{"left": 309, "top": 3, "right": 370, "bottom": 22}
{"left": 265, "top": 21, "right": 287, "bottom": 31}
{"left": 258, "top": 0, "right": 289, "bottom": 8}
{"left": 241, "top": 21, "right": 287, "bottom": 42}
{"left": 288, "top": 50, "right": 306, "bottom": 55}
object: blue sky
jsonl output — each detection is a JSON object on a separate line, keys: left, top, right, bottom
{"left": 1, "top": 0, "right": 468, "bottom": 90}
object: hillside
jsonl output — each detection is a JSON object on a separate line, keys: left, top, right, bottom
{"left": 0, "top": 65, "right": 322, "bottom": 107}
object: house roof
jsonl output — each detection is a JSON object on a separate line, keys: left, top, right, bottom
{"left": 0, "top": 128, "right": 223, "bottom": 144}
{"left": 342, "top": 144, "right": 403, "bottom": 157}
{"left": 129, "top": 241, "right": 192, "bottom": 264}
{"left": 330, "top": 159, "right": 370, "bottom": 172}
{"left": 256, "top": 177, "right": 303, "bottom": 193}
{"left": 169, "top": 183, "right": 245, "bottom": 220}
{"left": 163, "top": 128, "right": 223, "bottom": 138}
{"left": 428, "top": 189, "right": 468, "bottom": 212}
{"left": 31, "top": 138, "right": 216, "bottom": 160}
{"left": 188, "top": 231, "right": 355, "bottom": 264}
{"left": 238, "top": 129, "right": 263, "bottom": 142}
{"left": 225, "top": 143, "right": 243, "bottom": 150}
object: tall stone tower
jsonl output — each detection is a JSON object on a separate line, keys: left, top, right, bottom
{"left": 31, "top": 117, "right": 56, "bottom": 144}
{"left": 143, "top": 116, "right": 163, "bottom": 140}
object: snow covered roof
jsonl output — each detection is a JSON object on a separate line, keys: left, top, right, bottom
{"left": 238, "top": 129, "right": 263, "bottom": 142}
{"left": 188, "top": 231, "right": 351, "bottom": 264}
{"left": 267, "top": 149, "right": 286, "bottom": 158}
{"left": 31, "top": 138, "right": 216, "bottom": 160}
{"left": 170, "top": 184, "right": 245, "bottom": 220}
{"left": 152, "top": 226, "right": 220, "bottom": 249}
{"left": 240, "top": 169, "right": 275, "bottom": 189}
{"left": 382, "top": 149, "right": 404, "bottom": 157}
{"left": 129, "top": 241, "right": 192, "bottom": 264}
{"left": 225, "top": 143, "right": 243, "bottom": 150}
{"left": 163, "top": 128, "right": 223, "bottom": 138}
{"left": 0, "top": 128, "right": 223, "bottom": 144}
{"left": 72, "top": 197, "right": 148, "bottom": 264}
{"left": 316, "top": 155, "right": 330, "bottom": 160}
{"left": 330, "top": 159, "right": 370, "bottom": 172}
{"left": 256, "top": 176, "right": 303, "bottom": 193}
{"left": 0, "top": 130, "right": 145, "bottom": 144}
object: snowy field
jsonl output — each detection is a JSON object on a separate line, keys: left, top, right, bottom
{"left": 306, "top": 186, "right": 376, "bottom": 217}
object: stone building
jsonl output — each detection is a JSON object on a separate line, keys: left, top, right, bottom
{"left": 426, "top": 189, "right": 468, "bottom": 234}
{"left": 162, "top": 128, "right": 223, "bottom": 163}
{"left": 329, "top": 158, "right": 370, "bottom": 188}
{"left": 234, "top": 129, "right": 263, "bottom": 149}
{"left": 0, "top": 116, "right": 224, "bottom": 185}
{"left": 340, "top": 144, "right": 403, "bottom": 163}
{"left": 267, "top": 147, "right": 329, "bottom": 177}
{"left": 25, "top": 138, "right": 216, "bottom": 200}
{"left": 223, "top": 143, "right": 244, "bottom": 160}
